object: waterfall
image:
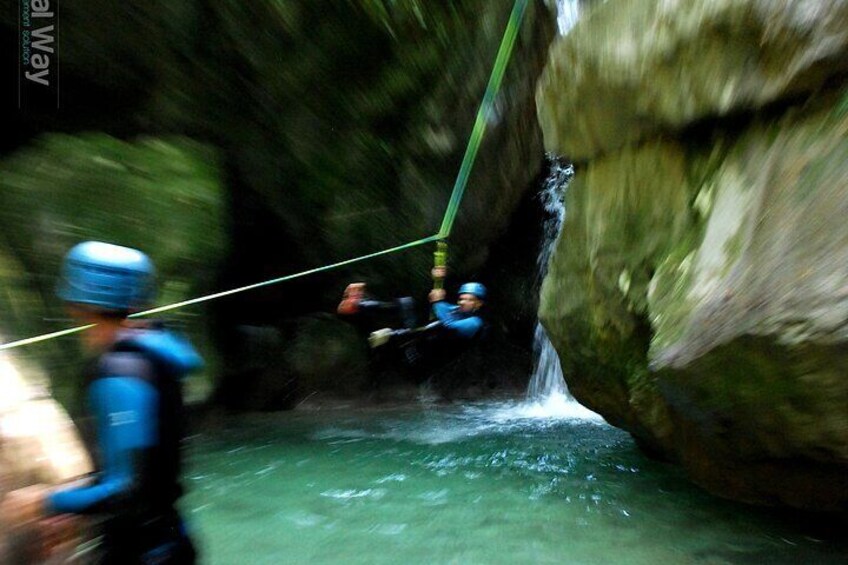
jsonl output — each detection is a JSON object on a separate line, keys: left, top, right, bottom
{"left": 518, "top": 157, "right": 601, "bottom": 421}
{"left": 556, "top": 0, "right": 581, "bottom": 36}
{"left": 509, "top": 0, "right": 600, "bottom": 421}
{"left": 526, "top": 158, "right": 573, "bottom": 404}
{"left": 514, "top": 0, "right": 606, "bottom": 420}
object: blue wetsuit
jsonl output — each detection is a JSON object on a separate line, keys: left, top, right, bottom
{"left": 431, "top": 301, "right": 483, "bottom": 339}
{"left": 48, "top": 328, "right": 202, "bottom": 564}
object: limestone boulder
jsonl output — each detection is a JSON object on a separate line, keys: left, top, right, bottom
{"left": 649, "top": 104, "right": 848, "bottom": 509}
{"left": 539, "top": 97, "right": 848, "bottom": 509}
{"left": 537, "top": 0, "right": 848, "bottom": 160}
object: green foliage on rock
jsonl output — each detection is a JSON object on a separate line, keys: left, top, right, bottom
{"left": 540, "top": 141, "right": 694, "bottom": 447}
{"left": 0, "top": 135, "right": 226, "bottom": 408}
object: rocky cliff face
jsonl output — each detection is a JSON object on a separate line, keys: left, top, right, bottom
{"left": 186, "top": 0, "right": 557, "bottom": 405}
{"left": 536, "top": 0, "right": 848, "bottom": 510}
{"left": 0, "top": 349, "right": 92, "bottom": 562}
{"left": 1, "top": 1, "right": 556, "bottom": 408}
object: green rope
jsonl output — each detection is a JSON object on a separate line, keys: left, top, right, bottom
{"left": 0, "top": 0, "right": 529, "bottom": 351}
{"left": 133, "top": 234, "right": 441, "bottom": 317}
{"left": 438, "top": 0, "right": 529, "bottom": 239}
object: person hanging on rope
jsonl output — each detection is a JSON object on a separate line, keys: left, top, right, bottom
{"left": 422, "top": 242, "right": 487, "bottom": 341}
{"left": 349, "top": 268, "right": 487, "bottom": 393}
{"left": 426, "top": 270, "right": 486, "bottom": 341}
{"left": 1, "top": 241, "right": 201, "bottom": 564}
{"left": 337, "top": 282, "right": 418, "bottom": 332}
{"left": 338, "top": 265, "right": 487, "bottom": 349}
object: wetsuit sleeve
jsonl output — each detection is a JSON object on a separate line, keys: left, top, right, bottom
{"left": 431, "top": 302, "right": 483, "bottom": 339}
{"left": 47, "top": 377, "right": 157, "bottom": 514}
{"left": 431, "top": 301, "right": 455, "bottom": 321}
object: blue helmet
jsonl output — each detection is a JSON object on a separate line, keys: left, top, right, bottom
{"left": 58, "top": 241, "right": 155, "bottom": 311}
{"left": 458, "top": 282, "right": 486, "bottom": 300}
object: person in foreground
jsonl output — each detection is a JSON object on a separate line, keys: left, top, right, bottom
{"left": 426, "top": 275, "right": 486, "bottom": 341}
{"left": 2, "top": 241, "right": 201, "bottom": 564}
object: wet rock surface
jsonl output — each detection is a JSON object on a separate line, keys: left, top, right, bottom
{"left": 537, "top": 0, "right": 848, "bottom": 160}
{"left": 537, "top": 0, "right": 848, "bottom": 509}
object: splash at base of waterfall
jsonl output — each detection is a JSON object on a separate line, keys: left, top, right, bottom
{"left": 527, "top": 324, "right": 568, "bottom": 400}
{"left": 516, "top": 391, "right": 604, "bottom": 421}
{"left": 524, "top": 323, "right": 603, "bottom": 421}
{"left": 520, "top": 325, "right": 603, "bottom": 422}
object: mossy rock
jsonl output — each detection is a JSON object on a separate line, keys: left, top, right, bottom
{"left": 536, "top": 0, "right": 848, "bottom": 160}
{"left": 540, "top": 96, "right": 848, "bottom": 509}
{"left": 0, "top": 134, "right": 226, "bottom": 410}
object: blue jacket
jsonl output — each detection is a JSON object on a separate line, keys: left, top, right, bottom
{"left": 48, "top": 328, "right": 202, "bottom": 516}
{"left": 431, "top": 301, "right": 484, "bottom": 339}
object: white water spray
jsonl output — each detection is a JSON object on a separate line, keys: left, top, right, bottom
{"left": 556, "top": 0, "right": 581, "bottom": 36}
{"left": 528, "top": 158, "right": 572, "bottom": 403}
{"left": 514, "top": 1, "right": 603, "bottom": 421}
{"left": 519, "top": 156, "right": 601, "bottom": 421}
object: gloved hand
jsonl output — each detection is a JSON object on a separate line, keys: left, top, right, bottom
{"left": 1, "top": 484, "right": 47, "bottom": 528}
{"left": 368, "top": 328, "right": 394, "bottom": 348}
{"left": 368, "top": 327, "right": 412, "bottom": 348}
{"left": 1, "top": 485, "right": 81, "bottom": 563}
{"left": 338, "top": 282, "right": 366, "bottom": 315}
{"left": 428, "top": 289, "right": 446, "bottom": 303}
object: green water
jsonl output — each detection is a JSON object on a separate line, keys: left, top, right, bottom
{"left": 183, "top": 400, "right": 847, "bottom": 564}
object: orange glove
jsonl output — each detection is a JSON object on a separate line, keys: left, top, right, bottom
{"left": 337, "top": 283, "right": 366, "bottom": 315}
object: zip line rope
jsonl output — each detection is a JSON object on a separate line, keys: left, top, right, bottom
{"left": 0, "top": 0, "right": 529, "bottom": 352}
{"left": 0, "top": 235, "right": 441, "bottom": 350}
